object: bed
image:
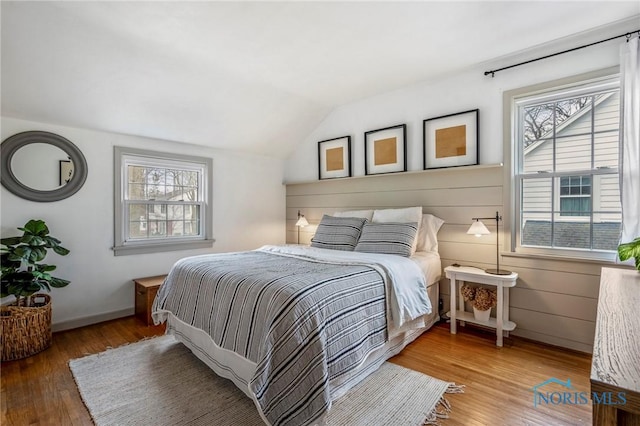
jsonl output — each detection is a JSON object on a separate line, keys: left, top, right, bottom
{"left": 152, "top": 209, "right": 443, "bottom": 426}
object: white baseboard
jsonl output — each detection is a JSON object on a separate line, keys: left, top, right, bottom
{"left": 52, "top": 308, "right": 134, "bottom": 332}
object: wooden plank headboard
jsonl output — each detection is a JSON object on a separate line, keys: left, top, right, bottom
{"left": 285, "top": 164, "right": 503, "bottom": 271}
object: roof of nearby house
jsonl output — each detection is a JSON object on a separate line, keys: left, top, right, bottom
{"left": 522, "top": 220, "right": 620, "bottom": 251}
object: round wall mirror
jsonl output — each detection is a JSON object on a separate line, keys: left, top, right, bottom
{"left": 1, "top": 131, "right": 88, "bottom": 202}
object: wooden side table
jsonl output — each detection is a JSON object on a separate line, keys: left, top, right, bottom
{"left": 445, "top": 265, "right": 518, "bottom": 347}
{"left": 133, "top": 275, "right": 167, "bottom": 326}
{"left": 590, "top": 267, "right": 640, "bottom": 425}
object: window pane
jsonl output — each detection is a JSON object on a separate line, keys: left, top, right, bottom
{"left": 148, "top": 168, "right": 166, "bottom": 185}
{"left": 128, "top": 166, "right": 147, "bottom": 183}
{"left": 559, "top": 197, "right": 590, "bottom": 216}
{"left": 166, "top": 221, "right": 184, "bottom": 237}
{"left": 522, "top": 178, "right": 552, "bottom": 212}
{"left": 594, "top": 91, "right": 620, "bottom": 133}
{"left": 594, "top": 131, "right": 619, "bottom": 169}
{"left": 521, "top": 213, "right": 552, "bottom": 247}
{"left": 185, "top": 205, "right": 200, "bottom": 221}
{"left": 183, "top": 186, "right": 198, "bottom": 201}
{"left": 183, "top": 221, "right": 199, "bottom": 236}
{"left": 522, "top": 103, "right": 555, "bottom": 147}
{"left": 555, "top": 96, "right": 591, "bottom": 137}
{"left": 183, "top": 171, "right": 198, "bottom": 186}
{"left": 555, "top": 134, "right": 591, "bottom": 172}
{"left": 167, "top": 205, "right": 184, "bottom": 220}
{"left": 593, "top": 212, "right": 621, "bottom": 251}
{"left": 128, "top": 221, "right": 148, "bottom": 239}
{"left": 148, "top": 220, "right": 167, "bottom": 237}
{"left": 597, "top": 174, "right": 621, "bottom": 213}
{"left": 128, "top": 204, "right": 147, "bottom": 222}
{"left": 148, "top": 204, "right": 167, "bottom": 220}
{"left": 128, "top": 184, "right": 146, "bottom": 200}
{"left": 553, "top": 222, "right": 591, "bottom": 249}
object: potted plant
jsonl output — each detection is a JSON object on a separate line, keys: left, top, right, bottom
{"left": 461, "top": 284, "right": 497, "bottom": 322}
{"left": 618, "top": 237, "right": 640, "bottom": 272}
{"left": 1, "top": 219, "right": 70, "bottom": 361}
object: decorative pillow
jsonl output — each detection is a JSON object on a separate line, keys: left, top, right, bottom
{"left": 354, "top": 222, "right": 419, "bottom": 257}
{"left": 333, "top": 209, "right": 374, "bottom": 221}
{"left": 416, "top": 214, "right": 445, "bottom": 253}
{"left": 371, "top": 207, "right": 422, "bottom": 254}
{"left": 310, "top": 215, "right": 367, "bottom": 251}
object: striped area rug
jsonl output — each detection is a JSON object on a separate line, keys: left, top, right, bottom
{"left": 69, "top": 335, "right": 462, "bottom": 426}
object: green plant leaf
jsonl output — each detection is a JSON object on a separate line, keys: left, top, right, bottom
{"left": 618, "top": 237, "right": 640, "bottom": 271}
{"left": 1, "top": 219, "right": 70, "bottom": 298}
{"left": 1, "top": 236, "right": 22, "bottom": 246}
{"left": 28, "top": 246, "right": 47, "bottom": 263}
{"left": 23, "top": 219, "right": 49, "bottom": 236}
{"left": 49, "top": 277, "right": 70, "bottom": 288}
{"left": 52, "top": 245, "right": 70, "bottom": 256}
{"left": 35, "top": 264, "right": 57, "bottom": 272}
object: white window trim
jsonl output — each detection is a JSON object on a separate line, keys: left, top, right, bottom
{"left": 113, "top": 146, "right": 214, "bottom": 256}
{"left": 502, "top": 67, "right": 620, "bottom": 263}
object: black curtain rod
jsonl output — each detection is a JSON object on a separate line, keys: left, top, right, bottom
{"left": 484, "top": 29, "right": 640, "bottom": 77}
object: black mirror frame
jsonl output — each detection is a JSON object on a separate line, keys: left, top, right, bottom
{"left": 1, "top": 131, "right": 88, "bottom": 202}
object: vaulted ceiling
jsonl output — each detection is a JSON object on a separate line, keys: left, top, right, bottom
{"left": 2, "top": 1, "right": 638, "bottom": 158}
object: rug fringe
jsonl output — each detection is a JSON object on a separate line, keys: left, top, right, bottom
{"left": 422, "top": 383, "right": 465, "bottom": 425}
{"left": 445, "top": 383, "right": 465, "bottom": 394}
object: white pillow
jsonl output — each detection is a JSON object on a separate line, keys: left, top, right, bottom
{"left": 333, "top": 209, "right": 374, "bottom": 221}
{"left": 371, "top": 207, "right": 422, "bottom": 254}
{"left": 416, "top": 214, "right": 445, "bottom": 253}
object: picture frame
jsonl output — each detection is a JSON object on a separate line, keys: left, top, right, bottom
{"left": 423, "top": 109, "right": 479, "bottom": 169}
{"left": 318, "top": 136, "right": 351, "bottom": 180}
{"left": 364, "top": 124, "right": 406, "bottom": 175}
{"left": 59, "top": 159, "right": 74, "bottom": 186}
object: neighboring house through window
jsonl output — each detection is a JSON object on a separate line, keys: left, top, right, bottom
{"left": 559, "top": 175, "right": 591, "bottom": 217}
{"left": 113, "top": 147, "right": 214, "bottom": 256}
{"left": 512, "top": 74, "right": 621, "bottom": 258}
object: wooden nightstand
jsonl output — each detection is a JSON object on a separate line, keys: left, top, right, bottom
{"left": 133, "top": 275, "right": 167, "bottom": 326}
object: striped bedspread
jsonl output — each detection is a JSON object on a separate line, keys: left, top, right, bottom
{"left": 153, "top": 246, "right": 431, "bottom": 426}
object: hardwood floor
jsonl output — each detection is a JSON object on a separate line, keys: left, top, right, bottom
{"left": 1, "top": 317, "right": 592, "bottom": 425}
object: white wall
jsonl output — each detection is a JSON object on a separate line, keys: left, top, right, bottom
{"left": 1, "top": 117, "right": 286, "bottom": 329}
{"left": 284, "top": 24, "right": 629, "bottom": 182}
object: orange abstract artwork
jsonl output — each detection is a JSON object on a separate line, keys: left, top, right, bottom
{"left": 435, "top": 125, "right": 466, "bottom": 158}
{"left": 374, "top": 137, "right": 397, "bottom": 166}
{"left": 325, "top": 147, "right": 344, "bottom": 171}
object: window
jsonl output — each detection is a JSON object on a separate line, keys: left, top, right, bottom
{"left": 113, "top": 147, "right": 213, "bottom": 256}
{"left": 559, "top": 175, "right": 591, "bottom": 217}
{"left": 513, "top": 75, "right": 621, "bottom": 257}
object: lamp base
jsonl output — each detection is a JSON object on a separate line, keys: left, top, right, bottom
{"left": 485, "top": 268, "right": 512, "bottom": 275}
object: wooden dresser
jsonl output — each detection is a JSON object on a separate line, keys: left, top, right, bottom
{"left": 133, "top": 275, "right": 167, "bottom": 326}
{"left": 591, "top": 267, "right": 640, "bottom": 425}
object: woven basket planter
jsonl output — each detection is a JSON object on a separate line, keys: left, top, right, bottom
{"left": 1, "top": 294, "right": 52, "bottom": 362}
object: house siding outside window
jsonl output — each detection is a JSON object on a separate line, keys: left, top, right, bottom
{"left": 514, "top": 76, "right": 621, "bottom": 256}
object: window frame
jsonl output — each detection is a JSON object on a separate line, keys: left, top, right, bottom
{"left": 503, "top": 69, "right": 621, "bottom": 262}
{"left": 113, "top": 146, "right": 214, "bottom": 256}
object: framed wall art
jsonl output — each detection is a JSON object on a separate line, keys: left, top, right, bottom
{"left": 364, "top": 124, "right": 406, "bottom": 175}
{"left": 59, "top": 159, "right": 74, "bottom": 186}
{"left": 318, "top": 136, "right": 351, "bottom": 180}
{"left": 423, "top": 109, "right": 479, "bottom": 169}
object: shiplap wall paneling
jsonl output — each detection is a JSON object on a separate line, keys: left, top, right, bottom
{"left": 285, "top": 163, "right": 629, "bottom": 353}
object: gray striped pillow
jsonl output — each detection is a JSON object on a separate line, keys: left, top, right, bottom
{"left": 354, "top": 222, "right": 418, "bottom": 257}
{"left": 310, "top": 215, "right": 367, "bottom": 251}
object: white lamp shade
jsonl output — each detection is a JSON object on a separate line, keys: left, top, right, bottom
{"left": 295, "top": 216, "right": 309, "bottom": 227}
{"left": 467, "top": 220, "right": 490, "bottom": 237}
